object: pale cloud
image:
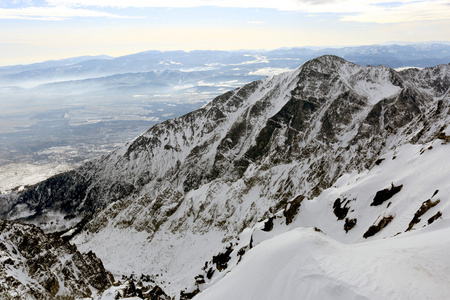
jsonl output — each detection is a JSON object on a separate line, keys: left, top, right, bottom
{"left": 341, "top": 1, "right": 450, "bottom": 23}
{"left": 34, "top": 0, "right": 450, "bottom": 24}
{"left": 0, "top": 0, "right": 448, "bottom": 23}
{"left": 0, "top": 6, "right": 131, "bottom": 20}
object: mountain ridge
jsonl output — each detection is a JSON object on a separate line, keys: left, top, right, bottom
{"left": 2, "top": 43, "right": 450, "bottom": 87}
{"left": 1, "top": 55, "right": 450, "bottom": 296}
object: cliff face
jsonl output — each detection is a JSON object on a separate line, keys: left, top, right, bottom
{"left": 0, "top": 220, "right": 113, "bottom": 299}
{"left": 3, "top": 56, "right": 450, "bottom": 294}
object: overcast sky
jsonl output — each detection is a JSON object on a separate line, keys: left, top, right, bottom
{"left": 0, "top": 0, "right": 449, "bottom": 66}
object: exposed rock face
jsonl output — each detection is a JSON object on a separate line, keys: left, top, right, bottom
{"left": 284, "top": 195, "right": 304, "bottom": 225}
{"left": 371, "top": 184, "right": 403, "bottom": 206}
{"left": 406, "top": 197, "right": 441, "bottom": 231}
{"left": 0, "top": 220, "right": 113, "bottom": 299}
{"left": 2, "top": 56, "right": 450, "bottom": 293}
{"left": 363, "top": 215, "right": 395, "bottom": 238}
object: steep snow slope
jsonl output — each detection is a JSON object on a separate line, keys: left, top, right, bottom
{"left": 195, "top": 225, "right": 450, "bottom": 300}
{"left": 188, "top": 136, "right": 450, "bottom": 299}
{"left": 3, "top": 56, "right": 450, "bottom": 296}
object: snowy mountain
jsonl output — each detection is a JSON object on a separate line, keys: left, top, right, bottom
{"left": 1, "top": 55, "right": 450, "bottom": 298}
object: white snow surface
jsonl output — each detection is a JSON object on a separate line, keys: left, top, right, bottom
{"left": 193, "top": 139, "right": 450, "bottom": 299}
{"left": 338, "top": 63, "right": 402, "bottom": 105}
{"left": 195, "top": 226, "right": 450, "bottom": 300}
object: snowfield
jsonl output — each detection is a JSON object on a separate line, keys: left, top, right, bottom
{"left": 193, "top": 138, "right": 450, "bottom": 300}
{"left": 195, "top": 225, "right": 450, "bottom": 300}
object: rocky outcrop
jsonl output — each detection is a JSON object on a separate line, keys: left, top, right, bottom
{"left": 0, "top": 220, "right": 113, "bottom": 299}
{"left": 406, "top": 197, "right": 441, "bottom": 231}
{"left": 371, "top": 184, "right": 403, "bottom": 206}
{"left": 363, "top": 216, "right": 394, "bottom": 238}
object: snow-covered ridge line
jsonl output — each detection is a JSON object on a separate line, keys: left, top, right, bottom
{"left": 191, "top": 138, "right": 450, "bottom": 299}
{"left": 195, "top": 224, "right": 450, "bottom": 300}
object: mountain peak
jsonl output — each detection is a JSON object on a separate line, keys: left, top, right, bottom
{"left": 310, "top": 54, "right": 348, "bottom": 63}
{"left": 300, "top": 54, "right": 352, "bottom": 71}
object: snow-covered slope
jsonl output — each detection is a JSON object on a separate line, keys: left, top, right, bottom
{"left": 195, "top": 225, "right": 450, "bottom": 300}
{"left": 189, "top": 136, "right": 450, "bottom": 299}
{"left": 2, "top": 56, "right": 449, "bottom": 297}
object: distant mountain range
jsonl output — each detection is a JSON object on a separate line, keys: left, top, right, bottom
{"left": 1, "top": 43, "right": 450, "bottom": 87}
